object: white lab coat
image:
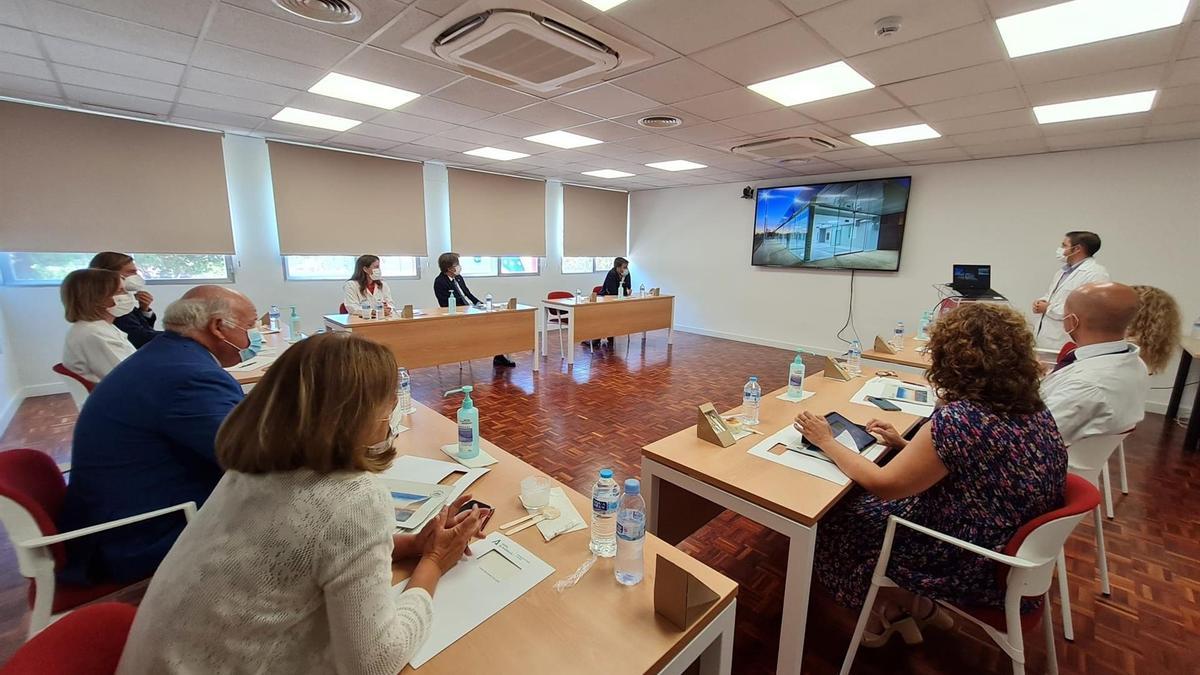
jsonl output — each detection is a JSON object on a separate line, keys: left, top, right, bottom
{"left": 1035, "top": 257, "right": 1110, "bottom": 350}
{"left": 342, "top": 280, "right": 394, "bottom": 313}
{"left": 1040, "top": 341, "right": 1148, "bottom": 443}
{"left": 63, "top": 320, "right": 136, "bottom": 383}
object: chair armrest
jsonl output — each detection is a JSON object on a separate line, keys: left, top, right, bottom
{"left": 17, "top": 502, "right": 198, "bottom": 548}
{"left": 889, "top": 516, "right": 1036, "bottom": 569}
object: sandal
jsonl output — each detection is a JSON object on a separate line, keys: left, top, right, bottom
{"left": 862, "top": 610, "right": 924, "bottom": 648}
{"left": 910, "top": 596, "right": 954, "bottom": 631}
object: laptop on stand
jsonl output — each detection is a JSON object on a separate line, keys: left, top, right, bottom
{"left": 950, "top": 264, "right": 1007, "bottom": 301}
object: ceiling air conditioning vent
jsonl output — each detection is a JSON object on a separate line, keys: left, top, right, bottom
{"left": 730, "top": 135, "right": 840, "bottom": 161}
{"left": 431, "top": 9, "right": 618, "bottom": 92}
{"left": 272, "top": 0, "right": 361, "bottom": 24}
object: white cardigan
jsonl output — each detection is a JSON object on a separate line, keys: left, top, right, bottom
{"left": 62, "top": 319, "right": 136, "bottom": 382}
{"left": 343, "top": 280, "right": 394, "bottom": 313}
{"left": 117, "top": 470, "right": 432, "bottom": 675}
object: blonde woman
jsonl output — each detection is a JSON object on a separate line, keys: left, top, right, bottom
{"left": 61, "top": 268, "right": 137, "bottom": 382}
{"left": 118, "top": 332, "right": 485, "bottom": 674}
{"left": 1128, "top": 285, "right": 1182, "bottom": 374}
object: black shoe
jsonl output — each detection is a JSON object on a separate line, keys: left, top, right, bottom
{"left": 493, "top": 355, "right": 516, "bottom": 367}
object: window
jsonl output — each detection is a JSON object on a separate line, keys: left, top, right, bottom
{"left": 283, "top": 255, "right": 420, "bottom": 281}
{"left": 562, "top": 256, "right": 621, "bottom": 274}
{"left": 0, "top": 252, "right": 234, "bottom": 285}
{"left": 457, "top": 256, "right": 541, "bottom": 277}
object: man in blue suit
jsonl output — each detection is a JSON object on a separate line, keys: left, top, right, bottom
{"left": 58, "top": 285, "right": 259, "bottom": 585}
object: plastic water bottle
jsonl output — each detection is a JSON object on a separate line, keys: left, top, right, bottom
{"left": 615, "top": 478, "right": 646, "bottom": 586}
{"left": 485, "top": 293, "right": 493, "bottom": 311}
{"left": 917, "top": 311, "right": 932, "bottom": 340}
{"left": 788, "top": 354, "right": 806, "bottom": 399}
{"left": 374, "top": 299, "right": 384, "bottom": 320}
{"left": 617, "top": 284, "right": 625, "bottom": 299}
{"left": 589, "top": 469, "right": 620, "bottom": 557}
{"left": 742, "top": 376, "right": 761, "bottom": 425}
{"left": 268, "top": 305, "right": 280, "bottom": 332}
{"left": 575, "top": 288, "right": 582, "bottom": 303}
{"left": 359, "top": 300, "right": 370, "bottom": 320}
{"left": 448, "top": 293, "right": 457, "bottom": 314}
{"left": 639, "top": 283, "right": 646, "bottom": 298}
{"left": 893, "top": 321, "right": 905, "bottom": 350}
{"left": 397, "top": 367, "right": 412, "bottom": 414}
{"left": 848, "top": 340, "right": 863, "bottom": 377}
{"left": 288, "top": 306, "right": 303, "bottom": 341}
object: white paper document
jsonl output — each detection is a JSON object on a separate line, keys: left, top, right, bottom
{"left": 518, "top": 487, "right": 586, "bottom": 541}
{"left": 747, "top": 425, "right": 887, "bottom": 486}
{"left": 851, "top": 377, "right": 935, "bottom": 417}
{"left": 381, "top": 457, "right": 490, "bottom": 530}
{"left": 396, "top": 533, "right": 554, "bottom": 668}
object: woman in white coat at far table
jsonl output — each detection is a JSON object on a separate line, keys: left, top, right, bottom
{"left": 342, "top": 254, "right": 394, "bottom": 316}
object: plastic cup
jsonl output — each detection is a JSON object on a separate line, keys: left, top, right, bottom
{"left": 520, "top": 476, "right": 551, "bottom": 510}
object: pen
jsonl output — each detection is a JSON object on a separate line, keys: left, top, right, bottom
{"left": 788, "top": 445, "right": 836, "bottom": 464}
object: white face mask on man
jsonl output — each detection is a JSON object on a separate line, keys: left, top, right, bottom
{"left": 1054, "top": 246, "right": 1068, "bottom": 262}
{"left": 109, "top": 293, "right": 137, "bottom": 317}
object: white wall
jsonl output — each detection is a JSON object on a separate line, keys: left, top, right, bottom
{"left": 630, "top": 140, "right": 1200, "bottom": 412}
{"left": 0, "top": 303, "right": 21, "bottom": 432}
{"left": 0, "top": 135, "right": 607, "bottom": 412}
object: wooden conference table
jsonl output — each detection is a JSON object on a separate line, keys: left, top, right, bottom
{"left": 388, "top": 402, "right": 738, "bottom": 674}
{"left": 226, "top": 331, "right": 289, "bottom": 386}
{"left": 324, "top": 305, "right": 540, "bottom": 372}
{"left": 641, "top": 366, "right": 924, "bottom": 675}
{"left": 860, "top": 335, "right": 930, "bottom": 371}
{"left": 1167, "top": 335, "right": 1200, "bottom": 451}
{"left": 541, "top": 294, "right": 675, "bottom": 365}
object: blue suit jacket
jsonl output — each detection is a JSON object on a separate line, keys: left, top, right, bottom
{"left": 58, "top": 332, "right": 243, "bottom": 585}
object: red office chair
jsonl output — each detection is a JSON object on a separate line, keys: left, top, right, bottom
{"left": 0, "top": 602, "right": 137, "bottom": 675}
{"left": 841, "top": 474, "right": 1101, "bottom": 675}
{"left": 339, "top": 303, "right": 348, "bottom": 315}
{"left": 0, "top": 449, "right": 196, "bottom": 640}
{"left": 592, "top": 285, "right": 603, "bottom": 295}
{"left": 545, "top": 291, "right": 573, "bottom": 359}
{"left": 51, "top": 364, "right": 94, "bottom": 411}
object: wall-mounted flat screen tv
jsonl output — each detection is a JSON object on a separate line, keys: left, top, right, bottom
{"left": 751, "top": 176, "right": 911, "bottom": 272}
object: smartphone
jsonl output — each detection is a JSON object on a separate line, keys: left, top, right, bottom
{"left": 867, "top": 396, "right": 902, "bottom": 412}
{"left": 457, "top": 499, "right": 494, "bottom": 527}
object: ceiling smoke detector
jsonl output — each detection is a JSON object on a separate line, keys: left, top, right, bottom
{"left": 637, "top": 115, "right": 682, "bottom": 129}
{"left": 272, "top": 0, "right": 362, "bottom": 24}
{"left": 874, "top": 16, "right": 902, "bottom": 38}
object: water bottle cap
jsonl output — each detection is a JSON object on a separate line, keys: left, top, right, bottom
{"left": 749, "top": 376, "right": 758, "bottom": 381}
{"left": 623, "top": 478, "right": 640, "bottom": 494}
{"left": 599, "top": 468, "right": 613, "bottom": 479}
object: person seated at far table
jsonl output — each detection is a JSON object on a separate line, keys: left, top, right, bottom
{"left": 61, "top": 268, "right": 136, "bottom": 383}
{"left": 1040, "top": 282, "right": 1149, "bottom": 444}
{"left": 433, "top": 252, "right": 515, "bottom": 367}
{"left": 57, "top": 286, "right": 258, "bottom": 586}
{"left": 342, "top": 254, "right": 394, "bottom": 317}
{"left": 116, "top": 332, "right": 486, "bottom": 675}
{"left": 795, "top": 303, "right": 1066, "bottom": 647}
{"left": 1127, "top": 284, "right": 1182, "bottom": 375}
{"left": 89, "top": 251, "right": 163, "bottom": 348}
{"left": 587, "top": 256, "right": 633, "bottom": 349}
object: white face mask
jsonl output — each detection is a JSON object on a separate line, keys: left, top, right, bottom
{"left": 123, "top": 273, "right": 147, "bottom": 293}
{"left": 109, "top": 293, "right": 136, "bottom": 317}
{"left": 369, "top": 268, "right": 382, "bottom": 281}
{"left": 1055, "top": 246, "right": 1069, "bottom": 262}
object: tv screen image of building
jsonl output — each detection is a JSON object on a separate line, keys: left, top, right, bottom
{"left": 751, "top": 177, "right": 911, "bottom": 272}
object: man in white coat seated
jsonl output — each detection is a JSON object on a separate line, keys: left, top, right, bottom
{"left": 1040, "top": 282, "right": 1149, "bottom": 444}
{"left": 1033, "top": 230, "right": 1110, "bottom": 351}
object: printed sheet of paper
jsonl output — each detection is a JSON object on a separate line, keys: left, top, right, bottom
{"left": 851, "top": 377, "right": 935, "bottom": 417}
{"left": 746, "top": 425, "right": 887, "bottom": 486}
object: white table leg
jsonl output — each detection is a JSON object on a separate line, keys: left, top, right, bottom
{"left": 540, "top": 305, "right": 548, "bottom": 357}
{"left": 668, "top": 299, "right": 675, "bottom": 345}
{"left": 778, "top": 525, "right": 817, "bottom": 675}
{"left": 567, "top": 307, "right": 576, "bottom": 366}
{"left": 658, "top": 599, "right": 737, "bottom": 675}
{"left": 642, "top": 462, "right": 660, "bottom": 535}
{"left": 532, "top": 316, "right": 540, "bottom": 372}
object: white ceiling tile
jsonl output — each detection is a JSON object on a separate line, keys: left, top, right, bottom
{"left": 192, "top": 42, "right": 323, "bottom": 90}
{"left": 436, "top": 126, "right": 517, "bottom": 146}
{"left": 413, "top": 0, "right": 468, "bottom": 17}
{"left": 834, "top": 156, "right": 907, "bottom": 171}
{"left": 659, "top": 122, "right": 742, "bottom": 144}
{"left": 285, "top": 91, "right": 386, "bottom": 121}
{"left": 827, "top": 108, "right": 921, "bottom": 135}
{"left": 348, "top": 123, "right": 425, "bottom": 143}
{"left": 792, "top": 88, "right": 904, "bottom": 122}
{"left": 206, "top": 4, "right": 358, "bottom": 69}
{"left": 611, "top": 59, "right": 734, "bottom": 104}
{"left": 985, "top": 0, "right": 1061, "bottom": 17}
{"left": 1168, "top": 57, "right": 1200, "bottom": 87}
{"left": 23, "top": 1, "right": 196, "bottom": 62}
{"left": 0, "top": 72, "right": 60, "bottom": 100}
{"left": 802, "top": 0, "right": 985, "bottom": 57}
{"left": 224, "top": 0, "right": 407, "bottom": 42}
{"left": 171, "top": 116, "right": 247, "bottom": 133}
{"left": 885, "top": 61, "right": 1017, "bottom": 106}
{"left": 337, "top": 47, "right": 462, "bottom": 94}
{"left": 777, "top": 0, "right": 842, "bottom": 16}
{"left": 674, "top": 88, "right": 778, "bottom": 121}
{"left": 392, "top": 95, "right": 493, "bottom": 124}
{"left": 1038, "top": 113, "right": 1150, "bottom": 137}
{"left": 0, "top": 51, "right": 52, "bottom": 81}
{"left": 722, "top": 107, "right": 817, "bottom": 134}
{"left": 690, "top": 20, "right": 839, "bottom": 85}
{"left": 177, "top": 88, "right": 281, "bottom": 117}
{"left": 963, "top": 138, "right": 1049, "bottom": 159}
{"left": 0, "top": 25, "right": 41, "bottom": 57}
{"left": 776, "top": 160, "right": 849, "bottom": 176}
{"left": 507, "top": 101, "right": 599, "bottom": 127}
{"left": 872, "top": 137, "right": 952, "bottom": 153}
{"left": 54, "top": 64, "right": 178, "bottom": 101}
{"left": 1150, "top": 104, "right": 1200, "bottom": 125}
{"left": 1145, "top": 120, "right": 1200, "bottom": 141}
{"left": 387, "top": 143, "right": 453, "bottom": 161}
{"left": 948, "top": 124, "right": 1042, "bottom": 146}
{"left": 608, "top": 0, "right": 791, "bottom": 54}
{"left": 913, "top": 88, "right": 1027, "bottom": 122}
{"left": 849, "top": 22, "right": 1005, "bottom": 85}
{"left": 410, "top": 135, "right": 479, "bottom": 152}
{"left": 432, "top": 78, "right": 541, "bottom": 114}
{"left": 1045, "top": 127, "right": 1145, "bottom": 151}
{"left": 935, "top": 108, "right": 1036, "bottom": 134}
{"left": 888, "top": 147, "right": 971, "bottom": 163}
{"left": 170, "top": 103, "right": 265, "bottom": 130}
{"left": 185, "top": 68, "right": 300, "bottom": 105}
{"left": 0, "top": 1, "right": 26, "bottom": 28}
{"left": 60, "top": 85, "right": 173, "bottom": 117}
{"left": 328, "top": 132, "right": 404, "bottom": 151}
{"left": 472, "top": 114, "right": 555, "bottom": 137}
{"left": 552, "top": 83, "right": 659, "bottom": 118}
{"left": 367, "top": 6, "right": 441, "bottom": 53}
{"left": 51, "top": 0, "right": 212, "bottom": 36}
{"left": 565, "top": 120, "right": 646, "bottom": 141}
{"left": 370, "top": 109, "right": 459, "bottom": 134}
{"left": 574, "top": 142, "right": 645, "bottom": 160}
{"left": 1011, "top": 29, "right": 1176, "bottom": 84}
{"left": 1022, "top": 65, "right": 1166, "bottom": 106}
{"left": 42, "top": 36, "right": 185, "bottom": 85}
{"left": 1159, "top": 84, "right": 1200, "bottom": 108}
{"left": 258, "top": 120, "right": 339, "bottom": 141}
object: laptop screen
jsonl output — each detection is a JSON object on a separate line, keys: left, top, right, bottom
{"left": 952, "top": 264, "right": 991, "bottom": 290}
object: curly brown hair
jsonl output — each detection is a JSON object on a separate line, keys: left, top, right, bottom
{"left": 926, "top": 303, "right": 1045, "bottom": 415}
{"left": 1128, "top": 285, "right": 1182, "bottom": 375}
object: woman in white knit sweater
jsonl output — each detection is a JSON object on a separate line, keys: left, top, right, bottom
{"left": 117, "top": 332, "right": 485, "bottom": 674}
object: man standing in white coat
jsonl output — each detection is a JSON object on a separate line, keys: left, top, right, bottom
{"left": 1033, "top": 230, "right": 1110, "bottom": 351}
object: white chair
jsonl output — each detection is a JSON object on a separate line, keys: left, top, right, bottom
{"left": 840, "top": 474, "right": 1100, "bottom": 675}
{"left": 1055, "top": 432, "right": 1128, "bottom": 640}
{"left": 51, "top": 363, "right": 93, "bottom": 411}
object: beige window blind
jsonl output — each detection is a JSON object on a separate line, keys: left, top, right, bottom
{"left": 447, "top": 168, "right": 546, "bottom": 256}
{"left": 267, "top": 141, "right": 427, "bottom": 256}
{"left": 0, "top": 101, "right": 234, "bottom": 253}
{"left": 562, "top": 184, "right": 628, "bottom": 257}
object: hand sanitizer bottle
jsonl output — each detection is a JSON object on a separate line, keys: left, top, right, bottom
{"left": 453, "top": 386, "right": 479, "bottom": 459}
{"left": 448, "top": 292, "right": 457, "bottom": 315}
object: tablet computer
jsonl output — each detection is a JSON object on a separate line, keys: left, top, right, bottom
{"left": 799, "top": 412, "right": 876, "bottom": 453}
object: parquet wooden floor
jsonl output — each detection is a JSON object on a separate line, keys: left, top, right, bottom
{"left": 2, "top": 331, "right": 1197, "bottom": 673}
